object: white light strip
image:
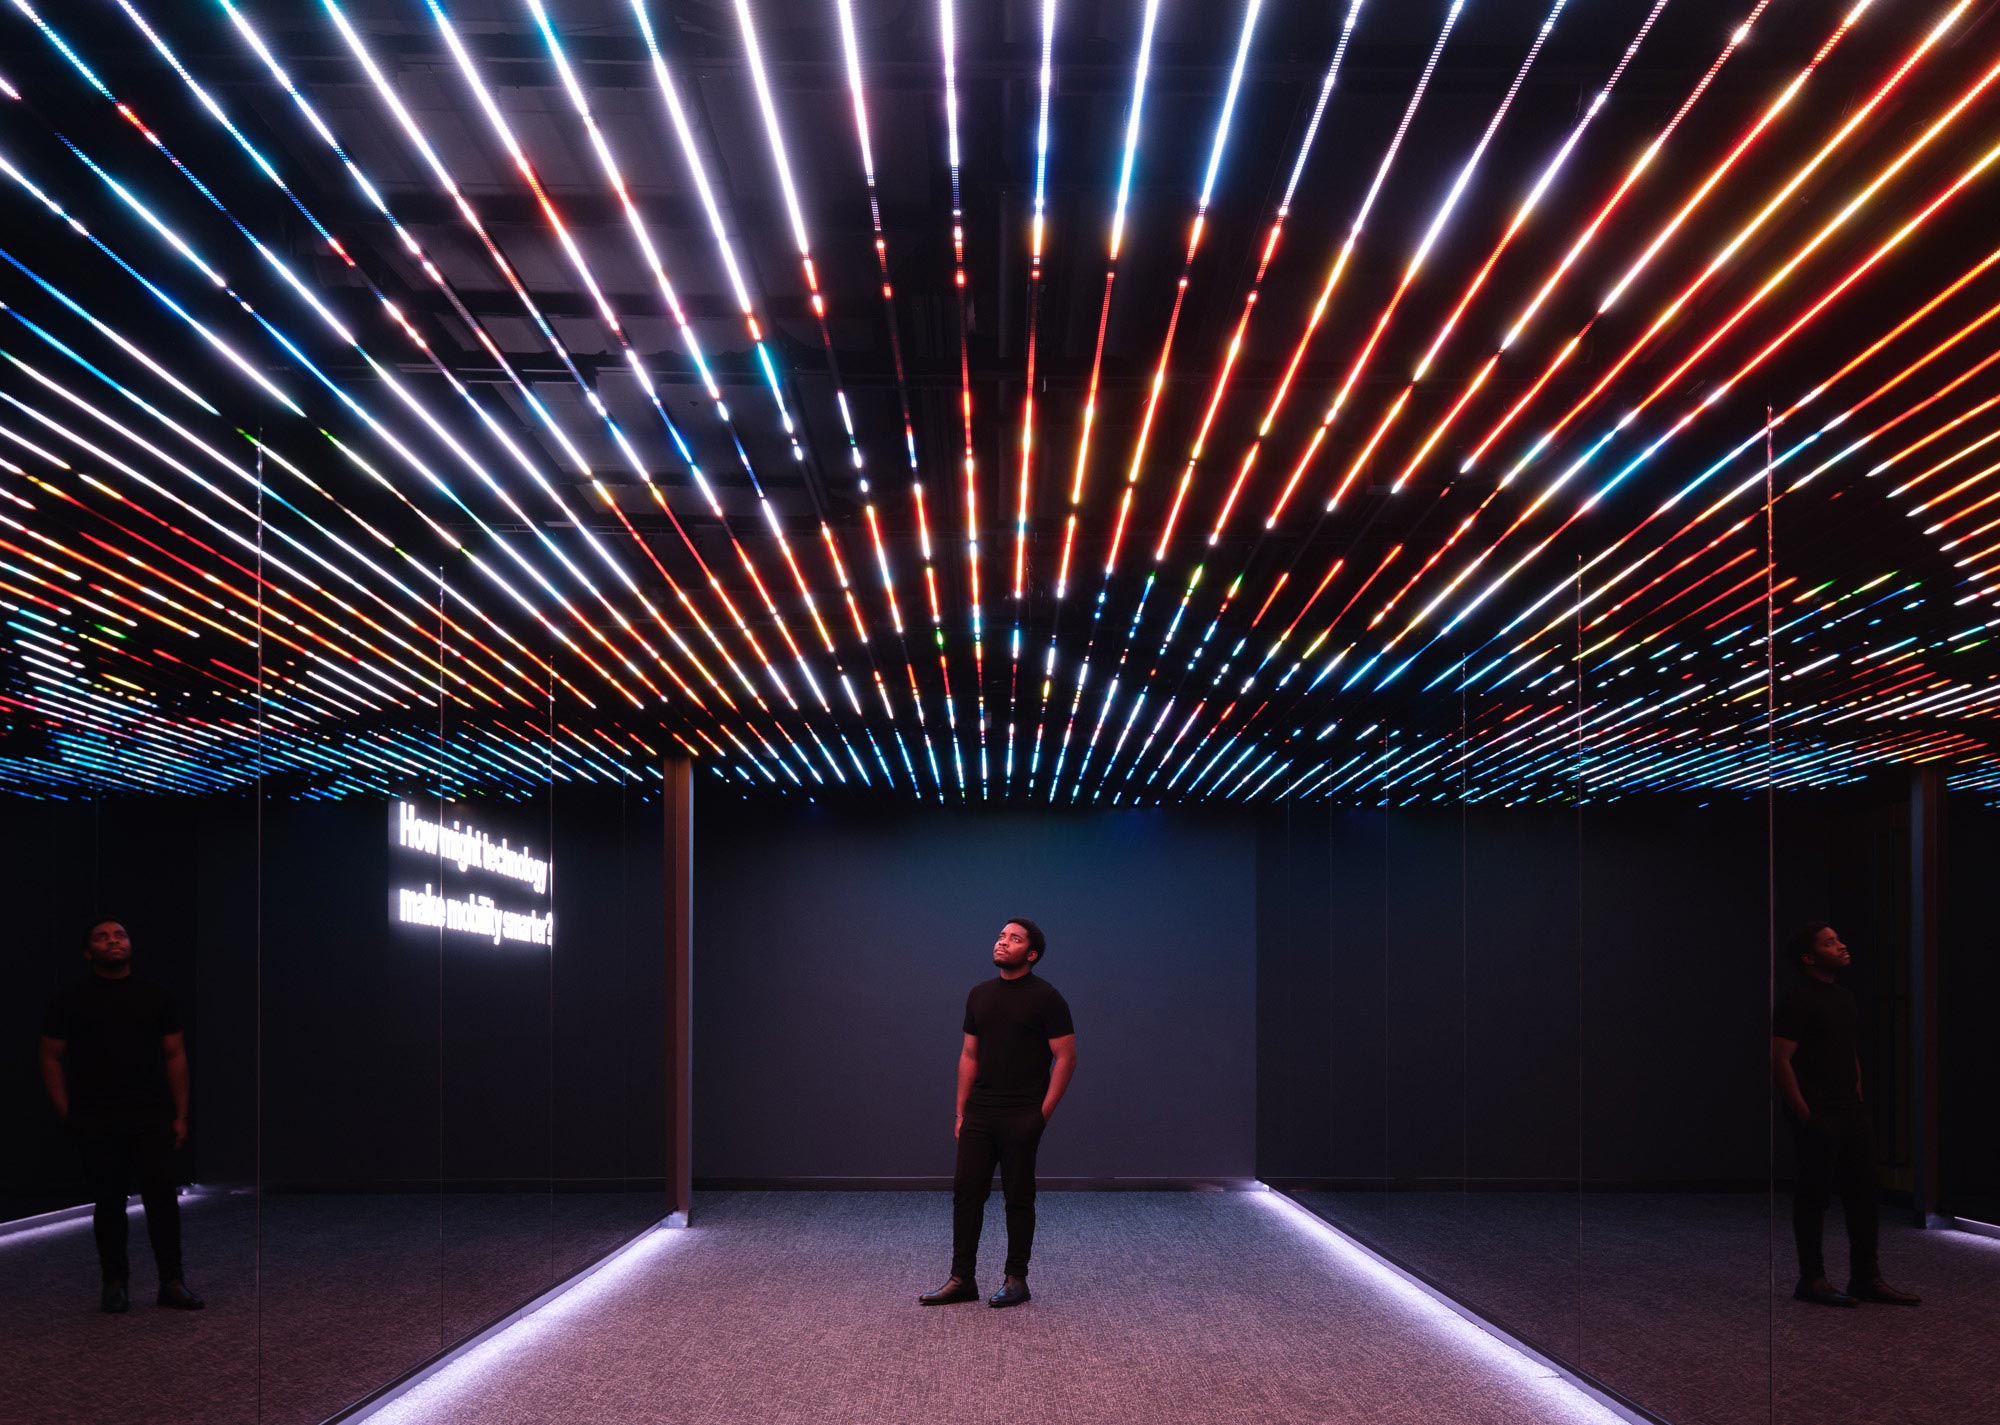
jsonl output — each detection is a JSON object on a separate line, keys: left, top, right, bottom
{"left": 1109, "top": 0, "right": 1164, "bottom": 260}
{"left": 348, "top": 1222, "right": 677, "bottom": 1423}
{"left": 0, "top": 1189, "right": 201, "bottom": 1247}
{"left": 1251, "top": 1188, "right": 1645, "bottom": 1425}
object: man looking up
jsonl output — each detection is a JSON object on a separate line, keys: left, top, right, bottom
{"left": 1772, "top": 922, "right": 1918, "bottom": 1309}
{"left": 39, "top": 918, "right": 204, "bottom": 1313}
{"left": 919, "top": 918, "right": 1076, "bottom": 1309}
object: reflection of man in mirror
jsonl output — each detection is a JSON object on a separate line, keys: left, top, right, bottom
{"left": 38, "top": 919, "right": 204, "bottom": 1313}
{"left": 1771, "top": 922, "right": 1918, "bottom": 1309}
{"left": 918, "top": 918, "right": 1076, "bottom": 1310}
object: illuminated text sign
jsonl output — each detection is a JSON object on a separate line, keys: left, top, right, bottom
{"left": 390, "top": 801, "right": 554, "bottom": 948}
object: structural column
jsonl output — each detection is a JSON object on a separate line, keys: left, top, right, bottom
{"left": 1909, "top": 766, "right": 1943, "bottom": 1224}
{"left": 665, "top": 756, "right": 693, "bottom": 1225}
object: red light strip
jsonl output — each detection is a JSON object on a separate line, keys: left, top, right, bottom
{"left": 1239, "top": 0, "right": 1469, "bottom": 532}
{"left": 1371, "top": 36, "right": 2000, "bottom": 674}
{"left": 1337, "top": 0, "right": 1674, "bottom": 500}
{"left": 1291, "top": 0, "right": 1579, "bottom": 516}
{"left": 1472, "top": 2, "right": 1945, "bottom": 485}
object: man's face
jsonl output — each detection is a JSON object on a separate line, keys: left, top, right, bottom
{"left": 85, "top": 921, "right": 132, "bottom": 973}
{"left": 1802, "top": 925, "right": 1851, "bottom": 973}
{"left": 992, "top": 922, "right": 1037, "bottom": 970}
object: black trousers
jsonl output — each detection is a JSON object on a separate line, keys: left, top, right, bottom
{"left": 73, "top": 1115, "right": 183, "bottom": 1284}
{"left": 951, "top": 1106, "right": 1045, "bottom": 1281}
{"left": 1791, "top": 1102, "right": 1878, "bottom": 1284}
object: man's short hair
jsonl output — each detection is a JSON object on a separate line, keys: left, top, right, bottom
{"left": 1789, "top": 921, "right": 1831, "bottom": 966}
{"left": 1007, "top": 917, "right": 1047, "bottom": 963}
{"left": 83, "top": 917, "right": 125, "bottom": 951}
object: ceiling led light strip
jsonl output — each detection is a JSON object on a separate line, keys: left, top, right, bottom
{"left": 1096, "top": 0, "right": 1512, "bottom": 796}
{"left": 27, "top": 25, "right": 532, "bottom": 699}
{"left": 72, "top": 119, "right": 683, "bottom": 707}
{"left": 0, "top": 170, "right": 553, "bottom": 711}
{"left": 504, "top": 13, "right": 856, "bottom": 780}
{"left": 937, "top": 0, "right": 987, "bottom": 797}
{"left": 3, "top": 121, "right": 654, "bottom": 718}
{"left": 834, "top": 0, "right": 952, "bottom": 799}
{"left": 1356, "top": 0, "right": 1672, "bottom": 498}
{"left": 1281, "top": 0, "right": 1575, "bottom": 521}
{"left": 1052, "top": 1, "right": 1370, "bottom": 797}
{"left": 527, "top": 4, "right": 833, "bottom": 586}
{"left": 6, "top": 2, "right": 1994, "bottom": 800}
{"left": 314, "top": 2, "right": 810, "bottom": 722}
{"left": 1109, "top": 0, "right": 1623, "bottom": 799}
{"left": 1119, "top": 0, "right": 1263, "bottom": 566}
{"left": 1085, "top": 0, "right": 1474, "bottom": 800}
{"left": 1005, "top": 0, "right": 1059, "bottom": 791}
{"left": 1057, "top": 0, "right": 1161, "bottom": 602}
{"left": 44, "top": 1, "right": 762, "bottom": 723}
{"left": 1495, "top": 257, "right": 2000, "bottom": 673}
{"left": 1377, "top": 0, "right": 1771, "bottom": 517}
{"left": 1192, "top": 0, "right": 1367, "bottom": 545}
{"left": 1338, "top": 18, "right": 1995, "bottom": 708}
{"left": 2, "top": 351, "right": 441, "bottom": 710}
{"left": 613, "top": 0, "right": 895, "bottom": 725}
{"left": 0, "top": 287, "right": 515, "bottom": 709}
{"left": 1477, "top": 0, "right": 1941, "bottom": 489}
{"left": 208, "top": 2, "right": 793, "bottom": 728}
{"left": 498, "top": 12, "right": 884, "bottom": 787}
{"left": 0, "top": 154, "right": 297, "bottom": 423}
{"left": 718, "top": 0, "right": 931, "bottom": 786}
{"left": 1240, "top": 0, "right": 1467, "bottom": 530}
{"left": 1401, "top": 53, "right": 2000, "bottom": 664}
{"left": 1027, "top": 0, "right": 1161, "bottom": 796}
{"left": 422, "top": 2, "right": 861, "bottom": 757}
{"left": 1528, "top": 276, "right": 2000, "bottom": 668}
{"left": 7, "top": 217, "right": 792, "bottom": 788}
{"left": 1050, "top": 0, "right": 1265, "bottom": 803}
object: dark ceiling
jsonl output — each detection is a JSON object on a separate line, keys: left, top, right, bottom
{"left": 3, "top": 0, "right": 1999, "bottom": 803}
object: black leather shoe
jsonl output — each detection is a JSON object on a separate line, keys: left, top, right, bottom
{"left": 1793, "top": 1276, "right": 1858, "bottom": 1308}
{"left": 100, "top": 1281, "right": 129, "bottom": 1314}
{"left": 989, "top": 1276, "right": 1031, "bottom": 1309}
{"left": 917, "top": 1277, "right": 979, "bottom": 1305}
{"left": 157, "top": 1279, "right": 205, "bottom": 1310}
{"left": 1849, "top": 1278, "right": 1921, "bottom": 1306}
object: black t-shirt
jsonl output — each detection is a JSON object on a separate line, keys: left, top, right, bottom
{"left": 41, "top": 976, "right": 180, "bottom": 1116}
{"left": 1772, "top": 974, "right": 1859, "bottom": 1109}
{"left": 962, "top": 972, "right": 1074, "bottom": 1111}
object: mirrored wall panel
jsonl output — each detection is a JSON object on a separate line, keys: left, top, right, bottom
{"left": 1942, "top": 798, "right": 2000, "bottom": 1232}
{"left": 435, "top": 618, "right": 555, "bottom": 1349}
{"left": 5, "top": 794, "right": 260, "bottom": 1425}
{"left": 255, "top": 568, "right": 446, "bottom": 1425}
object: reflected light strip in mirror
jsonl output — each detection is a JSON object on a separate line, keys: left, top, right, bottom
{"left": 342, "top": 1223, "right": 678, "bottom": 1425}
{"left": 0, "top": 1189, "right": 200, "bottom": 1248}
{"left": 1251, "top": 1189, "right": 1647, "bottom": 1425}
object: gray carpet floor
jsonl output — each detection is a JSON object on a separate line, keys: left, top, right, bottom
{"left": 11, "top": 1190, "right": 1992, "bottom": 1424}
{"left": 364, "top": 1191, "right": 1622, "bottom": 1425}
{"left": 1291, "top": 1190, "right": 2000, "bottom": 1425}
{"left": 0, "top": 1191, "right": 660, "bottom": 1425}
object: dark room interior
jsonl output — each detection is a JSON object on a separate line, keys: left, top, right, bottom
{"left": 5, "top": 1, "right": 2000, "bottom": 1422}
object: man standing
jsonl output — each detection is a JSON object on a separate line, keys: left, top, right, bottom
{"left": 1771, "top": 922, "right": 1918, "bottom": 1309}
{"left": 919, "top": 918, "right": 1076, "bottom": 1309}
{"left": 39, "top": 918, "right": 204, "bottom": 1313}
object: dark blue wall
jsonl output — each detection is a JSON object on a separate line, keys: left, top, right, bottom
{"left": 1256, "top": 788, "right": 1918, "bottom": 1189}
{"left": 691, "top": 795, "right": 1259, "bottom": 1180}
